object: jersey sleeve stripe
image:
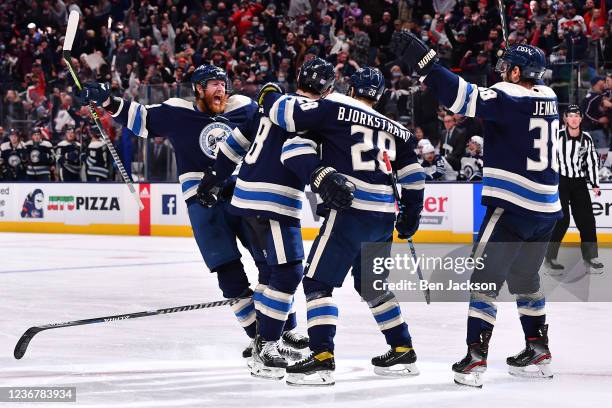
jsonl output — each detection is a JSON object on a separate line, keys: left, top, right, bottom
{"left": 280, "top": 146, "right": 318, "bottom": 163}
{"left": 219, "top": 142, "right": 242, "bottom": 164}
{"left": 449, "top": 76, "right": 468, "bottom": 112}
{"left": 231, "top": 128, "right": 251, "bottom": 150}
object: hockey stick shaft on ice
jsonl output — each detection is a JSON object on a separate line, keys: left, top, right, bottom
{"left": 382, "top": 152, "right": 431, "bottom": 304}
{"left": 63, "top": 10, "right": 143, "bottom": 210}
{"left": 14, "top": 298, "right": 241, "bottom": 359}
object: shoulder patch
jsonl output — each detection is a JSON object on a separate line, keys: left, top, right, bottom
{"left": 225, "top": 94, "right": 256, "bottom": 113}
{"left": 163, "top": 98, "right": 195, "bottom": 110}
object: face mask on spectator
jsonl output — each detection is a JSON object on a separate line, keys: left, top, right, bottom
{"left": 338, "top": 34, "right": 346, "bottom": 40}
{"left": 260, "top": 65, "right": 268, "bottom": 73}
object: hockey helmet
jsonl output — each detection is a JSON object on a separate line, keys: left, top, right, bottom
{"left": 191, "top": 64, "right": 230, "bottom": 93}
{"left": 297, "top": 58, "right": 335, "bottom": 95}
{"left": 469, "top": 135, "right": 484, "bottom": 148}
{"left": 349, "top": 67, "right": 385, "bottom": 102}
{"left": 564, "top": 104, "right": 582, "bottom": 116}
{"left": 422, "top": 144, "right": 435, "bottom": 155}
{"left": 495, "top": 45, "right": 546, "bottom": 81}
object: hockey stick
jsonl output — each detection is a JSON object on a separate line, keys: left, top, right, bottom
{"left": 14, "top": 298, "right": 240, "bottom": 359}
{"left": 63, "top": 10, "right": 144, "bottom": 210}
{"left": 497, "top": 0, "right": 509, "bottom": 47}
{"left": 382, "top": 152, "right": 431, "bottom": 304}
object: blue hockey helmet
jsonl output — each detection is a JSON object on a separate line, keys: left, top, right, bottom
{"left": 349, "top": 67, "right": 385, "bottom": 102}
{"left": 191, "top": 64, "right": 230, "bottom": 93}
{"left": 297, "top": 58, "right": 335, "bottom": 95}
{"left": 495, "top": 45, "right": 546, "bottom": 81}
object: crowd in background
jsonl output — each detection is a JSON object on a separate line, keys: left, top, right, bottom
{"left": 2, "top": 0, "right": 612, "bottom": 182}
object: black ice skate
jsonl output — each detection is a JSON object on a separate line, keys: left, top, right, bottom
{"left": 452, "top": 330, "right": 492, "bottom": 388}
{"left": 250, "top": 336, "right": 287, "bottom": 380}
{"left": 282, "top": 329, "right": 310, "bottom": 349}
{"left": 507, "top": 325, "right": 553, "bottom": 379}
{"left": 584, "top": 258, "right": 604, "bottom": 274}
{"left": 544, "top": 258, "right": 564, "bottom": 276}
{"left": 286, "top": 351, "right": 335, "bottom": 386}
{"left": 277, "top": 330, "right": 309, "bottom": 360}
{"left": 372, "top": 346, "right": 419, "bottom": 377}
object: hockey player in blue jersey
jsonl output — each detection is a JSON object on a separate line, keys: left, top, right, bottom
{"left": 76, "top": 65, "right": 267, "bottom": 359}
{"left": 257, "top": 66, "right": 426, "bottom": 386}
{"left": 198, "top": 58, "right": 334, "bottom": 379}
{"left": 391, "top": 31, "right": 561, "bottom": 387}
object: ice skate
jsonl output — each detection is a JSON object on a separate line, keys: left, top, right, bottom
{"left": 543, "top": 258, "right": 564, "bottom": 276}
{"left": 250, "top": 336, "right": 287, "bottom": 380}
{"left": 452, "top": 330, "right": 492, "bottom": 388}
{"left": 584, "top": 258, "right": 604, "bottom": 275}
{"left": 372, "top": 346, "right": 419, "bottom": 377}
{"left": 286, "top": 351, "right": 335, "bottom": 386}
{"left": 281, "top": 329, "right": 309, "bottom": 350}
{"left": 507, "top": 325, "right": 553, "bottom": 379}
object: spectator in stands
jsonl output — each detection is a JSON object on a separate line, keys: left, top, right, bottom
{"left": 440, "top": 114, "right": 466, "bottom": 171}
{"left": 149, "top": 136, "right": 171, "bottom": 181}
{"left": 413, "top": 82, "right": 440, "bottom": 147}
{"left": 582, "top": 76, "right": 609, "bottom": 148}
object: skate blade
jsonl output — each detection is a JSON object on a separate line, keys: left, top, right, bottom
{"left": 246, "top": 357, "right": 254, "bottom": 369}
{"left": 373, "top": 363, "right": 420, "bottom": 377}
{"left": 454, "top": 372, "right": 484, "bottom": 388}
{"left": 286, "top": 371, "right": 335, "bottom": 386}
{"left": 584, "top": 261, "right": 604, "bottom": 275}
{"left": 250, "top": 361, "right": 286, "bottom": 380}
{"left": 508, "top": 362, "right": 553, "bottom": 379}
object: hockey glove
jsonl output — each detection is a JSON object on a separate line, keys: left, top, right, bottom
{"left": 75, "top": 82, "right": 111, "bottom": 106}
{"left": 257, "top": 82, "right": 284, "bottom": 108}
{"left": 310, "top": 166, "right": 355, "bottom": 211}
{"left": 395, "top": 204, "right": 422, "bottom": 239}
{"left": 196, "top": 167, "right": 221, "bottom": 207}
{"left": 390, "top": 30, "right": 438, "bottom": 77}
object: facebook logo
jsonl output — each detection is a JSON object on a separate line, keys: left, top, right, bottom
{"left": 162, "top": 194, "right": 177, "bottom": 215}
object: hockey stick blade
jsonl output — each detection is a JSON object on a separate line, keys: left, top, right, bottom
{"left": 63, "top": 10, "right": 79, "bottom": 52}
{"left": 13, "top": 298, "right": 240, "bottom": 359}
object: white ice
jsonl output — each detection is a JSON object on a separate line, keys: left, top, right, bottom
{"left": 0, "top": 233, "right": 611, "bottom": 408}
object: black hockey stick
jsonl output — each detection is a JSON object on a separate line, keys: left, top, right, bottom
{"left": 63, "top": 10, "right": 143, "bottom": 210}
{"left": 14, "top": 298, "right": 240, "bottom": 359}
{"left": 382, "top": 152, "right": 431, "bottom": 304}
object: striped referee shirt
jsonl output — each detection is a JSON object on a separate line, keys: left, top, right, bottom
{"left": 557, "top": 128, "right": 600, "bottom": 187}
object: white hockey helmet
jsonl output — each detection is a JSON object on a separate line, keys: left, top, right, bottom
{"left": 469, "top": 135, "right": 483, "bottom": 148}
{"left": 422, "top": 144, "right": 435, "bottom": 155}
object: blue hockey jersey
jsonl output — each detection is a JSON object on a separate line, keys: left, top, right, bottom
{"left": 214, "top": 95, "right": 315, "bottom": 225}
{"left": 111, "top": 95, "right": 258, "bottom": 201}
{"left": 261, "top": 92, "right": 425, "bottom": 219}
{"left": 423, "top": 63, "right": 562, "bottom": 219}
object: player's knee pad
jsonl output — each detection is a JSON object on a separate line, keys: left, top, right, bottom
{"left": 256, "top": 262, "right": 271, "bottom": 286}
{"left": 468, "top": 290, "right": 498, "bottom": 325}
{"left": 215, "top": 260, "right": 250, "bottom": 299}
{"left": 515, "top": 291, "right": 545, "bottom": 318}
{"left": 267, "top": 261, "right": 303, "bottom": 294}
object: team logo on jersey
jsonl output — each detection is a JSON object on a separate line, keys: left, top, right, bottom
{"left": 8, "top": 154, "right": 21, "bottom": 167}
{"left": 30, "top": 150, "right": 40, "bottom": 163}
{"left": 199, "top": 122, "right": 233, "bottom": 159}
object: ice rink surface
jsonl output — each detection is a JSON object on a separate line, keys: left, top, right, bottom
{"left": 1, "top": 233, "right": 611, "bottom": 408}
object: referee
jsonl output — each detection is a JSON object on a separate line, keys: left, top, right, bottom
{"left": 545, "top": 105, "right": 604, "bottom": 273}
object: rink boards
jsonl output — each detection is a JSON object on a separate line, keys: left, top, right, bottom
{"left": 1, "top": 182, "right": 611, "bottom": 243}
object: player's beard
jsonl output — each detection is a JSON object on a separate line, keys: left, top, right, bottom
{"left": 201, "top": 92, "right": 227, "bottom": 114}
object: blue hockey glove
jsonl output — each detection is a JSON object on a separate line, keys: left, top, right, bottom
{"left": 75, "top": 82, "right": 111, "bottom": 106}
{"left": 196, "top": 167, "right": 221, "bottom": 207}
{"left": 257, "top": 82, "right": 284, "bottom": 108}
{"left": 310, "top": 166, "right": 355, "bottom": 211}
{"left": 390, "top": 30, "right": 438, "bottom": 77}
{"left": 395, "top": 204, "right": 422, "bottom": 239}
